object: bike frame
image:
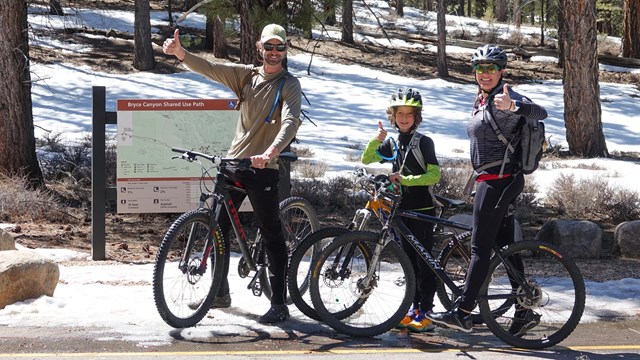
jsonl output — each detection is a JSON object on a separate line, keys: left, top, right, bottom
{"left": 181, "top": 164, "right": 259, "bottom": 275}
{"left": 360, "top": 195, "right": 528, "bottom": 306}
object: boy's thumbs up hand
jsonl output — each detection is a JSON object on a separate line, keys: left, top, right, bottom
{"left": 494, "top": 83, "right": 513, "bottom": 111}
{"left": 376, "top": 121, "right": 388, "bottom": 142}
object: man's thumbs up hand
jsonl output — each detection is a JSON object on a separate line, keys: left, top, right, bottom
{"left": 163, "top": 28, "right": 186, "bottom": 61}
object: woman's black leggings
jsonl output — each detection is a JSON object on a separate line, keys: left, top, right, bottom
{"left": 458, "top": 173, "right": 524, "bottom": 313}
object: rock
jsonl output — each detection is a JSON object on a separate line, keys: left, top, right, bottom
{"left": 614, "top": 221, "right": 640, "bottom": 259}
{"left": 0, "top": 228, "right": 16, "bottom": 251}
{"left": 536, "top": 220, "right": 602, "bottom": 259}
{"left": 0, "top": 250, "right": 60, "bottom": 309}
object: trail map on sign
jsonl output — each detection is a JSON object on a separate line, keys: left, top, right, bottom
{"left": 116, "top": 99, "right": 237, "bottom": 213}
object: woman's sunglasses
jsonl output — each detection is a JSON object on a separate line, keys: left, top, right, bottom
{"left": 263, "top": 43, "right": 287, "bottom": 52}
{"left": 474, "top": 64, "right": 501, "bottom": 74}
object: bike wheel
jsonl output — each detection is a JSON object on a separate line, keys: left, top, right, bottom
{"left": 436, "top": 231, "right": 482, "bottom": 323}
{"left": 152, "top": 209, "right": 226, "bottom": 328}
{"left": 478, "top": 241, "right": 586, "bottom": 349}
{"left": 280, "top": 196, "right": 320, "bottom": 254}
{"left": 258, "top": 196, "right": 319, "bottom": 302}
{"left": 287, "top": 227, "right": 350, "bottom": 321}
{"left": 310, "top": 231, "right": 416, "bottom": 337}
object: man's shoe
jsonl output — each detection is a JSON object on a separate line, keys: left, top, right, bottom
{"left": 406, "top": 311, "right": 435, "bottom": 333}
{"left": 508, "top": 309, "right": 541, "bottom": 337}
{"left": 258, "top": 304, "right": 290, "bottom": 324}
{"left": 396, "top": 308, "right": 418, "bottom": 329}
{"left": 211, "top": 294, "right": 232, "bottom": 309}
{"left": 428, "top": 309, "right": 473, "bottom": 333}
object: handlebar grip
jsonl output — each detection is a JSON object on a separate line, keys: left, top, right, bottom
{"left": 278, "top": 152, "right": 298, "bottom": 162}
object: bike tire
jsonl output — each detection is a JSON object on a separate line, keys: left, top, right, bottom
{"left": 436, "top": 231, "right": 483, "bottom": 324}
{"left": 310, "top": 231, "right": 416, "bottom": 337}
{"left": 478, "top": 240, "right": 586, "bottom": 349}
{"left": 152, "top": 209, "right": 226, "bottom": 328}
{"left": 287, "top": 227, "right": 350, "bottom": 321}
{"left": 259, "top": 196, "right": 320, "bottom": 303}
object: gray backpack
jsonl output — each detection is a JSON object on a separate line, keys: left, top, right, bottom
{"left": 484, "top": 112, "right": 546, "bottom": 176}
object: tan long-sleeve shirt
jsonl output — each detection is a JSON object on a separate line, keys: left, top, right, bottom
{"left": 182, "top": 52, "right": 302, "bottom": 169}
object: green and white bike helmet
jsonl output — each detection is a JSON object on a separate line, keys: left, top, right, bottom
{"left": 389, "top": 88, "right": 423, "bottom": 108}
{"left": 388, "top": 88, "right": 423, "bottom": 131}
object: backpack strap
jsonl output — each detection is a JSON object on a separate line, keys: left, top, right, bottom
{"left": 409, "top": 133, "right": 426, "bottom": 173}
{"left": 482, "top": 106, "right": 515, "bottom": 178}
{"left": 234, "top": 68, "right": 259, "bottom": 110}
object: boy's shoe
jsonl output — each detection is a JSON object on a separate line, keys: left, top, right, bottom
{"left": 396, "top": 308, "right": 418, "bottom": 329}
{"left": 427, "top": 309, "right": 473, "bottom": 333}
{"left": 210, "top": 294, "right": 232, "bottom": 309}
{"left": 407, "top": 311, "right": 435, "bottom": 333}
{"left": 258, "top": 304, "right": 290, "bottom": 324}
{"left": 508, "top": 309, "right": 541, "bottom": 337}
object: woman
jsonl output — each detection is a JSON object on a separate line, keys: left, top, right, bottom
{"left": 429, "top": 45, "right": 547, "bottom": 336}
{"left": 361, "top": 88, "right": 441, "bottom": 332}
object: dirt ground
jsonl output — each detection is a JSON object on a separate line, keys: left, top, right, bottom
{"left": 14, "top": 1, "right": 640, "bottom": 281}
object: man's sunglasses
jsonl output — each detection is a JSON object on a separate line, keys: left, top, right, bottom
{"left": 263, "top": 43, "right": 287, "bottom": 52}
{"left": 473, "top": 64, "right": 501, "bottom": 74}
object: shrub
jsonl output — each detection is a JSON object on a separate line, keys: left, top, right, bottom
{"left": 0, "top": 174, "right": 71, "bottom": 223}
{"left": 432, "top": 158, "right": 472, "bottom": 201}
{"left": 544, "top": 174, "right": 640, "bottom": 223}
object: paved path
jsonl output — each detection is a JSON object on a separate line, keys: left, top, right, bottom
{"left": 1, "top": 318, "right": 640, "bottom": 359}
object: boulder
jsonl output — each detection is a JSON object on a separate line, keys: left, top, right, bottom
{"left": 0, "top": 250, "right": 60, "bottom": 309}
{"left": 536, "top": 220, "right": 602, "bottom": 259}
{"left": 0, "top": 228, "right": 16, "bottom": 251}
{"left": 614, "top": 221, "right": 640, "bottom": 259}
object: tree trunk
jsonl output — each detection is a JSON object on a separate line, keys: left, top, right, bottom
{"left": 514, "top": 0, "right": 522, "bottom": 28}
{"left": 396, "top": 0, "right": 404, "bottom": 17}
{"left": 423, "top": 0, "right": 433, "bottom": 11}
{"left": 49, "top": 0, "right": 63, "bottom": 15}
{"left": 238, "top": 0, "right": 256, "bottom": 65}
{"left": 561, "top": 0, "right": 608, "bottom": 157}
{"left": 540, "top": 0, "right": 545, "bottom": 46}
{"left": 457, "top": 0, "right": 464, "bottom": 16}
{"left": 0, "top": 0, "right": 44, "bottom": 188}
{"left": 208, "top": 15, "right": 227, "bottom": 58}
{"left": 622, "top": 0, "right": 640, "bottom": 58}
{"left": 495, "top": 0, "right": 508, "bottom": 22}
{"left": 133, "top": 0, "right": 155, "bottom": 71}
{"left": 437, "top": 0, "right": 449, "bottom": 77}
{"left": 341, "top": 0, "right": 354, "bottom": 44}
{"left": 474, "top": 0, "right": 486, "bottom": 18}
{"left": 182, "top": 0, "right": 197, "bottom": 11}
{"left": 557, "top": 0, "right": 565, "bottom": 68}
{"left": 324, "top": 0, "right": 337, "bottom": 25}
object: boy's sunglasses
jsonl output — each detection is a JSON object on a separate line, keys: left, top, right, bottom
{"left": 263, "top": 43, "right": 287, "bottom": 52}
{"left": 474, "top": 64, "right": 501, "bottom": 74}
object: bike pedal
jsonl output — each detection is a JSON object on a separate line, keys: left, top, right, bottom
{"left": 248, "top": 267, "right": 265, "bottom": 297}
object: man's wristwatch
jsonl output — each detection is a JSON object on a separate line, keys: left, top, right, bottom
{"left": 510, "top": 100, "right": 521, "bottom": 112}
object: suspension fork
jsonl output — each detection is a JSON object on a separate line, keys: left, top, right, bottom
{"left": 179, "top": 195, "right": 222, "bottom": 274}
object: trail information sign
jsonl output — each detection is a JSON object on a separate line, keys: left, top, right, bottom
{"left": 116, "top": 99, "right": 237, "bottom": 213}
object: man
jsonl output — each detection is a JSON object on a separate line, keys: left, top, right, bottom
{"left": 162, "top": 24, "right": 302, "bottom": 324}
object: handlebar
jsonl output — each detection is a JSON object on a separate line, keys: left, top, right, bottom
{"left": 171, "top": 147, "right": 298, "bottom": 168}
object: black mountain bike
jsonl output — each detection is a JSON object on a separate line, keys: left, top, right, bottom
{"left": 153, "top": 148, "right": 319, "bottom": 328}
{"left": 309, "top": 175, "right": 585, "bottom": 349}
{"left": 287, "top": 168, "right": 472, "bottom": 322}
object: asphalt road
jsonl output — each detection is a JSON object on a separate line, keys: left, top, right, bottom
{"left": 2, "top": 318, "right": 640, "bottom": 359}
